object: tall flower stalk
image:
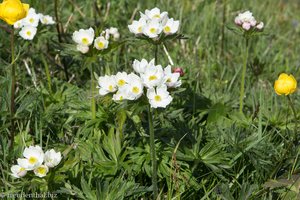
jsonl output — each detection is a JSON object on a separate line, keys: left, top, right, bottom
{"left": 91, "top": 65, "right": 96, "bottom": 120}
{"left": 9, "top": 28, "right": 16, "bottom": 151}
{"left": 239, "top": 38, "right": 249, "bottom": 113}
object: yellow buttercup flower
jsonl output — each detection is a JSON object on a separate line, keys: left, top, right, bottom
{"left": 274, "top": 73, "right": 297, "bottom": 95}
{"left": 0, "top": 0, "right": 29, "bottom": 25}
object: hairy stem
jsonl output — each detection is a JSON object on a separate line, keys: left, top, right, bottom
{"left": 239, "top": 38, "right": 249, "bottom": 113}
{"left": 9, "top": 28, "right": 15, "bottom": 152}
{"left": 91, "top": 65, "right": 96, "bottom": 120}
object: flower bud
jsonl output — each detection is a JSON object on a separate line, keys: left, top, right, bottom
{"left": 274, "top": 73, "right": 297, "bottom": 95}
{"left": 173, "top": 67, "right": 184, "bottom": 77}
{"left": 0, "top": 0, "right": 29, "bottom": 25}
{"left": 256, "top": 22, "right": 264, "bottom": 30}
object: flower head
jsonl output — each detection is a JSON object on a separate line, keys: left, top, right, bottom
{"left": 34, "top": 165, "right": 49, "bottom": 178}
{"left": 19, "top": 25, "right": 37, "bottom": 40}
{"left": 22, "top": 8, "right": 39, "bottom": 27}
{"left": 0, "top": 0, "right": 29, "bottom": 25}
{"left": 44, "top": 149, "right": 62, "bottom": 168}
{"left": 108, "top": 27, "right": 120, "bottom": 40}
{"left": 142, "top": 7, "right": 168, "bottom": 22}
{"left": 128, "top": 18, "right": 147, "bottom": 35}
{"left": 141, "top": 64, "right": 164, "bottom": 88}
{"left": 163, "top": 18, "right": 179, "bottom": 35}
{"left": 11, "top": 165, "right": 27, "bottom": 178}
{"left": 173, "top": 67, "right": 184, "bottom": 77}
{"left": 39, "top": 14, "right": 55, "bottom": 25}
{"left": 234, "top": 10, "right": 263, "bottom": 31}
{"left": 17, "top": 145, "right": 44, "bottom": 170}
{"left": 72, "top": 27, "right": 95, "bottom": 46}
{"left": 120, "top": 73, "right": 144, "bottom": 100}
{"left": 274, "top": 73, "right": 297, "bottom": 95}
{"left": 143, "top": 19, "right": 163, "bottom": 38}
{"left": 147, "top": 84, "right": 173, "bottom": 108}
{"left": 94, "top": 36, "right": 109, "bottom": 50}
{"left": 164, "top": 65, "right": 181, "bottom": 88}
{"left": 132, "top": 58, "right": 155, "bottom": 74}
{"left": 98, "top": 75, "right": 117, "bottom": 95}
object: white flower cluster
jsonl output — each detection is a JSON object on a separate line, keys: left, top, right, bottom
{"left": 98, "top": 58, "right": 181, "bottom": 108}
{"left": 14, "top": 8, "right": 55, "bottom": 40}
{"left": 72, "top": 27, "right": 120, "bottom": 54}
{"left": 234, "top": 11, "right": 264, "bottom": 31}
{"left": 11, "top": 145, "right": 62, "bottom": 178}
{"left": 128, "top": 7, "right": 180, "bottom": 39}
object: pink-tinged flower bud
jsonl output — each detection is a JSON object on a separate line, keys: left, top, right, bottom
{"left": 173, "top": 67, "right": 184, "bottom": 77}
{"left": 256, "top": 22, "right": 264, "bottom": 30}
{"left": 250, "top": 19, "right": 257, "bottom": 26}
{"left": 242, "top": 22, "right": 251, "bottom": 30}
{"left": 234, "top": 17, "right": 242, "bottom": 25}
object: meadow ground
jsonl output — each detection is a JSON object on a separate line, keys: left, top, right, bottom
{"left": 1, "top": 0, "right": 300, "bottom": 199}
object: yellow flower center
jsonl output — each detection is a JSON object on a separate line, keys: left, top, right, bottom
{"left": 26, "top": 31, "right": 31, "bottom": 36}
{"left": 150, "top": 28, "right": 156, "bottom": 34}
{"left": 119, "top": 96, "right": 123, "bottom": 100}
{"left": 108, "top": 85, "right": 114, "bottom": 91}
{"left": 154, "top": 95, "right": 161, "bottom": 102}
{"left": 164, "top": 26, "right": 171, "bottom": 33}
{"left": 20, "top": 167, "right": 25, "bottom": 171}
{"left": 43, "top": 18, "right": 48, "bottom": 23}
{"left": 29, "top": 157, "right": 37, "bottom": 164}
{"left": 29, "top": 18, "right": 34, "bottom": 23}
{"left": 82, "top": 38, "right": 89, "bottom": 45}
{"left": 97, "top": 41, "right": 104, "bottom": 49}
{"left": 153, "top": 14, "right": 160, "bottom": 18}
{"left": 138, "top": 26, "right": 143, "bottom": 33}
{"left": 149, "top": 75, "right": 157, "bottom": 81}
{"left": 132, "top": 86, "right": 140, "bottom": 94}
{"left": 167, "top": 78, "right": 172, "bottom": 82}
{"left": 36, "top": 167, "right": 46, "bottom": 175}
{"left": 118, "top": 79, "right": 126, "bottom": 86}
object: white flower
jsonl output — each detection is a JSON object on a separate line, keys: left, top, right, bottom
{"left": 44, "top": 149, "right": 62, "bottom": 168}
{"left": 143, "top": 19, "right": 163, "bottom": 38}
{"left": 112, "top": 91, "right": 128, "bottom": 101}
{"left": 98, "top": 75, "right": 117, "bottom": 95}
{"left": 72, "top": 27, "right": 95, "bottom": 46}
{"left": 256, "top": 22, "right": 264, "bottom": 30}
{"left": 121, "top": 73, "right": 144, "bottom": 100}
{"left": 94, "top": 36, "right": 109, "bottom": 50}
{"left": 234, "top": 11, "right": 257, "bottom": 31}
{"left": 28, "top": 8, "right": 37, "bottom": 15}
{"left": 115, "top": 72, "right": 129, "bottom": 88}
{"left": 141, "top": 7, "right": 168, "bottom": 22}
{"left": 164, "top": 65, "right": 181, "bottom": 88}
{"left": 23, "top": 12, "right": 40, "bottom": 27}
{"left": 141, "top": 64, "right": 164, "bottom": 88}
{"left": 132, "top": 58, "right": 155, "bottom": 74}
{"left": 163, "top": 18, "right": 179, "bottom": 35}
{"left": 19, "top": 26, "right": 37, "bottom": 40}
{"left": 76, "top": 44, "right": 89, "bottom": 54}
{"left": 108, "top": 27, "right": 120, "bottom": 40}
{"left": 39, "top": 14, "right": 55, "bottom": 25}
{"left": 14, "top": 19, "right": 24, "bottom": 29}
{"left": 128, "top": 18, "right": 147, "bottom": 35}
{"left": 34, "top": 165, "right": 49, "bottom": 178}
{"left": 147, "top": 84, "right": 173, "bottom": 108}
{"left": 11, "top": 165, "right": 27, "bottom": 178}
{"left": 17, "top": 145, "right": 44, "bottom": 170}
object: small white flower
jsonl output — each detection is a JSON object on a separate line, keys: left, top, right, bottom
{"left": 112, "top": 90, "right": 128, "bottom": 101}
{"left": 76, "top": 44, "right": 89, "bottom": 54}
{"left": 11, "top": 165, "right": 27, "bottom": 178}
{"left": 141, "top": 64, "right": 164, "bottom": 88}
{"left": 19, "top": 26, "right": 37, "bottom": 40}
{"left": 14, "top": 19, "right": 24, "bottom": 29}
{"left": 128, "top": 18, "right": 147, "bottom": 35}
{"left": 98, "top": 75, "right": 117, "bottom": 95}
{"left": 147, "top": 84, "right": 173, "bottom": 108}
{"left": 143, "top": 19, "right": 163, "bottom": 38}
{"left": 121, "top": 73, "right": 144, "bottom": 100}
{"left": 23, "top": 12, "right": 40, "bottom": 27}
{"left": 17, "top": 145, "right": 44, "bottom": 170}
{"left": 44, "top": 149, "right": 62, "bottom": 168}
{"left": 164, "top": 65, "right": 181, "bottom": 88}
{"left": 142, "top": 7, "right": 168, "bottom": 22}
{"left": 132, "top": 58, "right": 155, "bottom": 74}
{"left": 108, "top": 27, "right": 120, "bottom": 40}
{"left": 72, "top": 27, "right": 95, "bottom": 46}
{"left": 94, "top": 36, "right": 109, "bottom": 50}
{"left": 34, "top": 165, "right": 49, "bottom": 178}
{"left": 115, "top": 72, "right": 129, "bottom": 88}
{"left": 256, "top": 22, "right": 264, "bottom": 30}
{"left": 28, "top": 8, "right": 37, "bottom": 15}
{"left": 39, "top": 14, "right": 55, "bottom": 25}
{"left": 163, "top": 18, "right": 179, "bottom": 35}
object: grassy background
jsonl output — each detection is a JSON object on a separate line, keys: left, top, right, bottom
{"left": 1, "top": 0, "right": 300, "bottom": 199}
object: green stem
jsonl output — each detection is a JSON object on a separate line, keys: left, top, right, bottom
{"left": 42, "top": 55, "right": 52, "bottom": 94}
{"left": 154, "top": 44, "right": 158, "bottom": 65}
{"left": 91, "top": 65, "right": 96, "bottom": 120}
{"left": 239, "top": 38, "right": 249, "bottom": 113}
{"left": 9, "top": 28, "right": 15, "bottom": 152}
{"left": 148, "top": 105, "right": 158, "bottom": 199}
